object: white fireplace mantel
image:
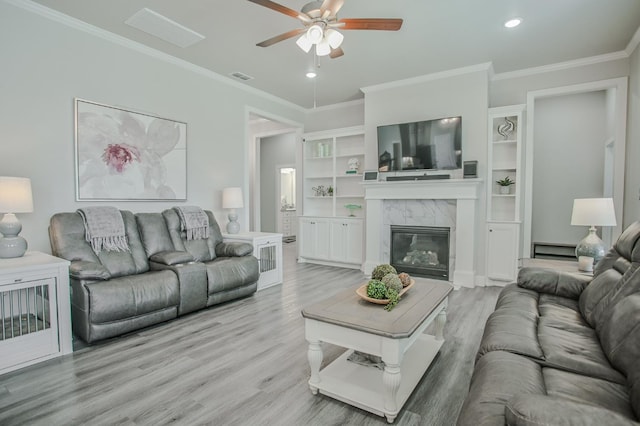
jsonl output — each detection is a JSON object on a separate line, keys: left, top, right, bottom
{"left": 363, "top": 178, "right": 482, "bottom": 288}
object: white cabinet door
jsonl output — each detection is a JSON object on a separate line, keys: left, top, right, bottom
{"left": 486, "top": 222, "right": 519, "bottom": 283}
{"left": 329, "top": 219, "right": 363, "bottom": 265}
{"left": 299, "top": 218, "right": 330, "bottom": 260}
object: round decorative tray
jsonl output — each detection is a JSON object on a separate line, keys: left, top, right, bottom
{"left": 355, "top": 279, "right": 415, "bottom": 304}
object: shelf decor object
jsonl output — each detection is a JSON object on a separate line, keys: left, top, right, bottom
{"left": 570, "top": 198, "right": 616, "bottom": 267}
{"left": 222, "top": 187, "right": 244, "bottom": 234}
{"left": 344, "top": 204, "right": 362, "bottom": 217}
{"left": 0, "top": 176, "right": 34, "bottom": 258}
{"left": 497, "top": 116, "right": 515, "bottom": 139}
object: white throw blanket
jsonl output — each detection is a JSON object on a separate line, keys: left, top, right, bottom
{"left": 174, "top": 206, "right": 209, "bottom": 240}
{"left": 77, "top": 207, "right": 129, "bottom": 253}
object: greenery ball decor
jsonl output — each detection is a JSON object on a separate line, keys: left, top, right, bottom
{"left": 398, "top": 272, "right": 412, "bottom": 287}
{"left": 371, "top": 264, "right": 397, "bottom": 280}
{"left": 366, "top": 279, "right": 387, "bottom": 300}
{"left": 381, "top": 273, "right": 403, "bottom": 293}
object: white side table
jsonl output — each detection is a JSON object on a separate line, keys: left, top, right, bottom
{"left": 222, "top": 232, "right": 283, "bottom": 291}
{"left": 0, "top": 251, "right": 71, "bottom": 375}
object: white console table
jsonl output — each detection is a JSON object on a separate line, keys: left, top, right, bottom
{"left": 0, "top": 252, "right": 71, "bottom": 375}
{"left": 222, "top": 232, "right": 283, "bottom": 291}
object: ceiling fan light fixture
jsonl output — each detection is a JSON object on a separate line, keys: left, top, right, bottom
{"left": 296, "top": 34, "right": 313, "bottom": 52}
{"left": 504, "top": 18, "right": 522, "bottom": 28}
{"left": 315, "top": 39, "right": 331, "bottom": 56}
{"left": 305, "top": 71, "right": 317, "bottom": 78}
{"left": 325, "top": 28, "right": 344, "bottom": 49}
{"left": 306, "top": 24, "right": 325, "bottom": 44}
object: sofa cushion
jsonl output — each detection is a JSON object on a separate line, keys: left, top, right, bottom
{"left": 543, "top": 367, "right": 635, "bottom": 420}
{"left": 136, "top": 212, "right": 175, "bottom": 256}
{"left": 476, "top": 285, "right": 544, "bottom": 361}
{"left": 505, "top": 394, "right": 638, "bottom": 426}
{"left": 205, "top": 256, "right": 259, "bottom": 295}
{"left": 457, "top": 351, "right": 545, "bottom": 426}
{"left": 50, "top": 211, "right": 150, "bottom": 278}
{"left": 599, "top": 293, "right": 640, "bottom": 418}
{"left": 162, "top": 209, "right": 222, "bottom": 262}
{"left": 538, "top": 318, "right": 626, "bottom": 384}
{"left": 85, "top": 270, "right": 179, "bottom": 324}
{"left": 580, "top": 264, "right": 640, "bottom": 331}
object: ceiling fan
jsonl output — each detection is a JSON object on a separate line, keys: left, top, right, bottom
{"left": 248, "top": 0, "right": 403, "bottom": 58}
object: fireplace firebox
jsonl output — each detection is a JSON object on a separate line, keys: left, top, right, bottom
{"left": 390, "top": 225, "right": 450, "bottom": 280}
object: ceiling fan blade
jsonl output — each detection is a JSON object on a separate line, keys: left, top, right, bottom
{"left": 248, "top": 0, "right": 311, "bottom": 23}
{"left": 256, "top": 28, "right": 305, "bottom": 47}
{"left": 320, "top": 0, "right": 344, "bottom": 19}
{"left": 337, "top": 18, "right": 403, "bottom": 31}
{"left": 329, "top": 47, "right": 344, "bottom": 59}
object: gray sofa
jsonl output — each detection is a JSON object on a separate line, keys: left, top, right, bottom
{"left": 49, "top": 209, "right": 259, "bottom": 344}
{"left": 457, "top": 222, "right": 640, "bottom": 425}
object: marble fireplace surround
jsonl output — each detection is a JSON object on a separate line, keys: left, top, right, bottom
{"left": 363, "top": 179, "right": 482, "bottom": 288}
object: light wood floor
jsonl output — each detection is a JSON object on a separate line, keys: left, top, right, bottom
{"left": 0, "top": 243, "right": 500, "bottom": 426}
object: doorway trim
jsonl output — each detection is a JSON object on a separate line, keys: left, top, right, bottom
{"left": 245, "top": 106, "right": 303, "bottom": 232}
{"left": 523, "top": 77, "right": 628, "bottom": 258}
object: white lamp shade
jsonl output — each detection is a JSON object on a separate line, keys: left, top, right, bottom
{"left": 306, "top": 24, "right": 324, "bottom": 44}
{"left": 570, "top": 198, "right": 616, "bottom": 226}
{"left": 296, "top": 34, "right": 313, "bottom": 53}
{"left": 0, "top": 177, "right": 33, "bottom": 213}
{"left": 325, "top": 28, "right": 344, "bottom": 49}
{"left": 222, "top": 187, "right": 244, "bottom": 209}
{"left": 315, "top": 39, "right": 331, "bottom": 56}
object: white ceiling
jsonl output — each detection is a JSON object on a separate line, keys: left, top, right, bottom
{"left": 31, "top": 0, "right": 640, "bottom": 109}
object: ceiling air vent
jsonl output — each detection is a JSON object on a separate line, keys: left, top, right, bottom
{"left": 230, "top": 72, "right": 254, "bottom": 81}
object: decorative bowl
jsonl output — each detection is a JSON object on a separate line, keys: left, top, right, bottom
{"left": 356, "top": 279, "right": 415, "bottom": 304}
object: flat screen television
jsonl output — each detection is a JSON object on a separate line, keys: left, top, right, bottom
{"left": 377, "top": 116, "right": 462, "bottom": 172}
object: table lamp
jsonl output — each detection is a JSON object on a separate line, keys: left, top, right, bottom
{"left": 0, "top": 177, "right": 34, "bottom": 258}
{"left": 570, "top": 198, "right": 616, "bottom": 267}
{"left": 222, "top": 187, "right": 243, "bottom": 234}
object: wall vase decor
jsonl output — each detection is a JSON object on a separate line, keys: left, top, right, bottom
{"left": 75, "top": 99, "right": 187, "bottom": 201}
{"left": 497, "top": 117, "right": 515, "bottom": 139}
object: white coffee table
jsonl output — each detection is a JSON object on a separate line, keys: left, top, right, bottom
{"left": 301, "top": 278, "right": 452, "bottom": 423}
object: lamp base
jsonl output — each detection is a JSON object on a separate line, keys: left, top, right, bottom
{"left": 226, "top": 212, "right": 240, "bottom": 234}
{"left": 0, "top": 236, "right": 27, "bottom": 258}
{"left": 0, "top": 213, "right": 27, "bottom": 258}
{"left": 575, "top": 227, "right": 606, "bottom": 264}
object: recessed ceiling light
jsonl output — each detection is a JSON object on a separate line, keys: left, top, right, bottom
{"left": 306, "top": 71, "right": 317, "bottom": 79}
{"left": 504, "top": 18, "right": 522, "bottom": 28}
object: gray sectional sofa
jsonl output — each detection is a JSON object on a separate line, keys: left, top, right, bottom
{"left": 457, "top": 221, "right": 640, "bottom": 425}
{"left": 49, "top": 209, "right": 259, "bottom": 344}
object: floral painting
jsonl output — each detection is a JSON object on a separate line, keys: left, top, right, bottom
{"left": 75, "top": 99, "right": 187, "bottom": 200}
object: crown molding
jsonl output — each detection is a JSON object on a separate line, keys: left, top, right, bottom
{"left": 5, "top": 0, "right": 306, "bottom": 113}
{"left": 626, "top": 25, "right": 640, "bottom": 56}
{"left": 361, "top": 63, "right": 493, "bottom": 94}
{"left": 492, "top": 51, "right": 629, "bottom": 81}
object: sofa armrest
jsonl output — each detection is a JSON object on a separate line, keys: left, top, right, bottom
{"left": 517, "top": 267, "right": 591, "bottom": 299}
{"left": 69, "top": 260, "right": 111, "bottom": 281}
{"left": 149, "top": 251, "right": 194, "bottom": 266}
{"left": 216, "top": 242, "right": 253, "bottom": 257}
{"left": 506, "top": 394, "right": 638, "bottom": 426}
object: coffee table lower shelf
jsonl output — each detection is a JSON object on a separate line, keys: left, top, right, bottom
{"left": 315, "top": 334, "right": 443, "bottom": 420}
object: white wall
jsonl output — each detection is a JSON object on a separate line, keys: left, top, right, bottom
{"left": 531, "top": 91, "right": 607, "bottom": 244}
{"left": 363, "top": 69, "right": 489, "bottom": 277}
{"left": 259, "top": 133, "right": 296, "bottom": 232}
{"left": 0, "top": 2, "right": 304, "bottom": 253}
{"left": 490, "top": 58, "right": 629, "bottom": 107}
{"left": 304, "top": 100, "right": 364, "bottom": 133}
{"left": 626, "top": 44, "right": 640, "bottom": 226}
